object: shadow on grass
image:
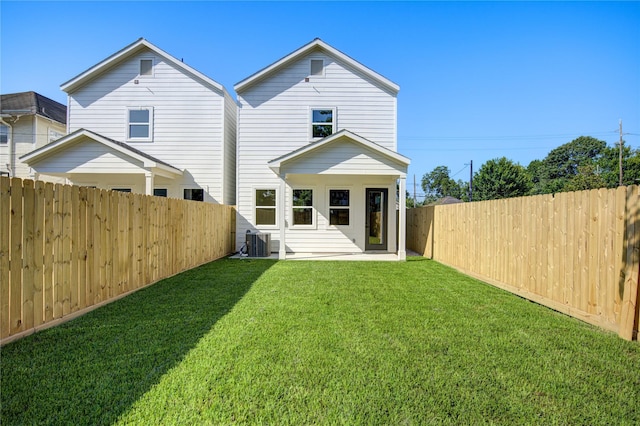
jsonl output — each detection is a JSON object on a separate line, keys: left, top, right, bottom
{"left": 1, "top": 258, "right": 275, "bottom": 425}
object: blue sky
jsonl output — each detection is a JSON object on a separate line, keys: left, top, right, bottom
{"left": 2, "top": 1, "right": 639, "bottom": 197}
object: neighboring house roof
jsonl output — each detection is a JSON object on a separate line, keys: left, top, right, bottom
{"left": 234, "top": 38, "right": 400, "bottom": 94}
{"left": 60, "top": 38, "right": 225, "bottom": 94}
{"left": 430, "top": 196, "right": 463, "bottom": 205}
{"left": 20, "top": 128, "right": 182, "bottom": 177}
{"left": 0, "top": 91, "right": 67, "bottom": 124}
{"left": 268, "top": 129, "right": 410, "bottom": 176}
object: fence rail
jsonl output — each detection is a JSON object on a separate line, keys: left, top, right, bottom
{"left": 407, "top": 186, "right": 640, "bottom": 340}
{"left": 0, "top": 177, "right": 236, "bottom": 344}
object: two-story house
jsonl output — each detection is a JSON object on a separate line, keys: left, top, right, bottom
{"left": 235, "top": 39, "right": 410, "bottom": 260}
{"left": 1, "top": 91, "right": 67, "bottom": 179}
{"left": 21, "top": 39, "right": 236, "bottom": 204}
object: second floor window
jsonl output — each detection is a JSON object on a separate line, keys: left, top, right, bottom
{"left": 127, "top": 107, "right": 153, "bottom": 141}
{"left": 311, "top": 108, "right": 335, "bottom": 138}
{"left": 0, "top": 124, "right": 8, "bottom": 144}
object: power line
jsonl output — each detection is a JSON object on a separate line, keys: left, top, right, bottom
{"left": 450, "top": 164, "right": 468, "bottom": 178}
{"left": 401, "top": 130, "right": 624, "bottom": 141}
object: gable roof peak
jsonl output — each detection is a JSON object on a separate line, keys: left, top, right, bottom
{"left": 60, "top": 38, "right": 225, "bottom": 94}
{"left": 234, "top": 38, "right": 399, "bottom": 94}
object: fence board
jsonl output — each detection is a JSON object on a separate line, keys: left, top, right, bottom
{"left": 77, "top": 187, "right": 87, "bottom": 310}
{"left": 101, "top": 190, "right": 110, "bottom": 301}
{"left": 620, "top": 186, "right": 640, "bottom": 340}
{"left": 62, "top": 185, "right": 72, "bottom": 316}
{"left": 52, "top": 183, "right": 63, "bottom": 319}
{"left": 33, "top": 181, "right": 45, "bottom": 327}
{"left": 43, "top": 183, "right": 54, "bottom": 322}
{"left": 9, "top": 178, "right": 23, "bottom": 334}
{"left": 22, "top": 180, "right": 35, "bottom": 330}
{"left": 0, "top": 177, "right": 10, "bottom": 338}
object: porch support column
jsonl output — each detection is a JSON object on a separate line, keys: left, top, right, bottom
{"left": 279, "top": 175, "right": 287, "bottom": 259}
{"left": 145, "top": 171, "right": 154, "bottom": 195}
{"left": 398, "top": 176, "right": 407, "bottom": 261}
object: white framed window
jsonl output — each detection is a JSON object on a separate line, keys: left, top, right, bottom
{"left": 291, "top": 188, "right": 315, "bottom": 228}
{"left": 48, "top": 129, "right": 64, "bottom": 143}
{"left": 126, "top": 107, "right": 153, "bottom": 141}
{"left": 328, "top": 189, "right": 350, "bottom": 226}
{"left": 255, "top": 188, "right": 277, "bottom": 227}
{"left": 139, "top": 58, "right": 154, "bottom": 77}
{"left": 310, "top": 59, "right": 324, "bottom": 77}
{"left": 184, "top": 188, "right": 204, "bottom": 201}
{"left": 153, "top": 188, "right": 168, "bottom": 197}
{"left": 111, "top": 188, "right": 132, "bottom": 193}
{"left": 310, "top": 107, "right": 336, "bottom": 139}
{"left": 0, "top": 124, "right": 8, "bottom": 144}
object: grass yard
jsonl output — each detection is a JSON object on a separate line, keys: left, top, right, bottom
{"left": 1, "top": 257, "right": 639, "bottom": 425}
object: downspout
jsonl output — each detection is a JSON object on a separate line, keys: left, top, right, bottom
{"left": 0, "top": 117, "right": 14, "bottom": 177}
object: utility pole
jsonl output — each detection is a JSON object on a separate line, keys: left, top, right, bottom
{"left": 619, "top": 119, "right": 623, "bottom": 186}
{"left": 413, "top": 174, "right": 416, "bottom": 205}
{"left": 469, "top": 160, "right": 473, "bottom": 201}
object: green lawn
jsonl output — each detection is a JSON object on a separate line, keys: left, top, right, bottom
{"left": 1, "top": 257, "right": 639, "bottom": 425}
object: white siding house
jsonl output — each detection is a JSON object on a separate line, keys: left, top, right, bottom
{"left": 1, "top": 92, "right": 67, "bottom": 180}
{"left": 235, "top": 39, "right": 410, "bottom": 260}
{"left": 22, "top": 39, "right": 236, "bottom": 204}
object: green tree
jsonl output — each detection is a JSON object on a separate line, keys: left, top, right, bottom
{"left": 598, "top": 143, "right": 640, "bottom": 187}
{"left": 421, "top": 166, "right": 465, "bottom": 204}
{"left": 473, "top": 157, "right": 532, "bottom": 201}
{"left": 530, "top": 136, "right": 607, "bottom": 194}
{"left": 562, "top": 163, "right": 607, "bottom": 192}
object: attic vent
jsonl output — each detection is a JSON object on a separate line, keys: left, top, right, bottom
{"left": 140, "top": 59, "right": 153, "bottom": 76}
{"left": 310, "top": 59, "right": 324, "bottom": 77}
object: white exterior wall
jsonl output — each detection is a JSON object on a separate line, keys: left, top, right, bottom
{"left": 282, "top": 175, "right": 397, "bottom": 253}
{"left": 236, "top": 51, "right": 398, "bottom": 252}
{"left": 67, "top": 49, "right": 233, "bottom": 203}
{"left": 223, "top": 91, "right": 237, "bottom": 205}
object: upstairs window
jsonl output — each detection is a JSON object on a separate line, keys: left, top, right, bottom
{"left": 127, "top": 107, "right": 153, "bottom": 141}
{"left": 310, "top": 59, "right": 324, "bottom": 77}
{"left": 311, "top": 108, "right": 335, "bottom": 138}
{"left": 49, "top": 129, "right": 64, "bottom": 143}
{"left": 140, "top": 59, "right": 153, "bottom": 76}
{"left": 0, "top": 124, "right": 8, "bottom": 144}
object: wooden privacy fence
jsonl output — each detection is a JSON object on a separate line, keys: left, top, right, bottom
{"left": 407, "top": 186, "right": 640, "bottom": 341}
{"left": 0, "top": 177, "right": 236, "bottom": 344}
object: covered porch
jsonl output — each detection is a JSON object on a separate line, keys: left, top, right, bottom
{"left": 20, "top": 128, "right": 182, "bottom": 194}
{"left": 267, "top": 130, "right": 410, "bottom": 261}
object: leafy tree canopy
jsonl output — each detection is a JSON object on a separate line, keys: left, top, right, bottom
{"left": 420, "top": 166, "right": 466, "bottom": 204}
{"left": 473, "top": 157, "right": 532, "bottom": 201}
{"left": 529, "top": 136, "right": 607, "bottom": 194}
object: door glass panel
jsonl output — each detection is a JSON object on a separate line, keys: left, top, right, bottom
{"left": 368, "top": 190, "right": 384, "bottom": 245}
